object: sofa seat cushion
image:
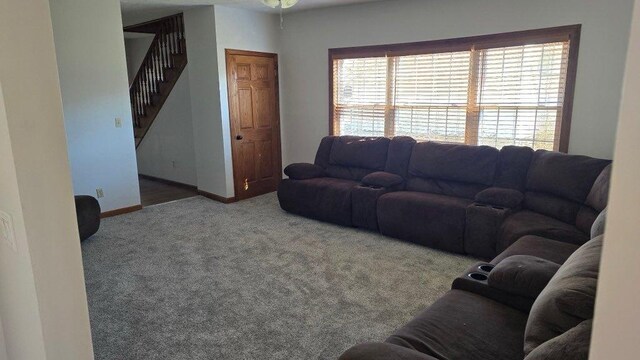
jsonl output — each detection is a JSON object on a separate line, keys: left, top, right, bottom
{"left": 377, "top": 192, "right": 472, "bottom": 253}
{"left": 277, "top": 177, "right": 359, "bottom": 226}
{"left": 387, "top": 290, "right": 528, "bottom": 360}
{"left": 497, "top": 210, "right": 588, "bottom": 253}
{"left": 362, "top": 171, "right": 404, "bottom": 188}
{"left": 340, "top": 343, "right": 439, "bottom": 360}
{"left": 491, "top": 235, "right": 580, "bottom": 265}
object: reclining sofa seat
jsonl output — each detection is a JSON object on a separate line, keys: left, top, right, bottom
{"left": 340, "top": 213, "right": 607, "bottom": 360}
{"left": 495, "top": 150, "right": 611, "bottom": 253}
{"left": 277, "top": 136, "right": 415, "bottom": 227}
{"left": 376, "top": 142, "right": 532, "bottom": 254}
{"left": 279, "top": 136, "right": 612, "bottom": 260}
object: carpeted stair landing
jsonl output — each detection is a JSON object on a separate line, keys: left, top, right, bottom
{"left": 82, "top": 193, "right": 475, "bottom": 360}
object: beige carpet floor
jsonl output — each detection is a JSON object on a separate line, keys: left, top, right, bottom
{"left": 82, "top": 193, "right": 476, "bottom": 360}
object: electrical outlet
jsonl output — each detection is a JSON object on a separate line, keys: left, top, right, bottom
{"left": 96, "top": 188, "right": 104, "bottom": 198}
{"left": 0, "top": 210, "right": 17, "bottom": 253}
{"left": 115, "top": 117, "right": 123, "bottom": 128}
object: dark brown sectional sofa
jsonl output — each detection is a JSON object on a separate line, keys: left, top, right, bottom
{"left": 277, "top": 135, "right": 611, "bottom": 360}
{"left": 339, "top": 213, "right": 606, "bottom": 360}
{"left": 277, "top": 136, "right": 611, "bottom": 259}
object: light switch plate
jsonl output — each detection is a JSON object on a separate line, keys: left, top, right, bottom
{"left": 115, "top": 117, "right": 123, "bottom": 128}
{"left": 0, "top": 210, "right": 17, "bottom": 253}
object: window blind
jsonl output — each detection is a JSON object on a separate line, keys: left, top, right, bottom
{"left": 330, "top": 27, "right": 577, "bottom": 151}
{"left": 475, "top": 42, "right": 568, "bottom": 150}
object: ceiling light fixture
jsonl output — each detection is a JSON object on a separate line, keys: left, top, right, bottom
{"left": 261, "top": 0, "right": 299, "bottom": 9}
{"left": 261, "top": 0, "right": 299, "bottom": 29}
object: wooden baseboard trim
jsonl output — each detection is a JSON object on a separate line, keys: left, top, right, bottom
{"left": 197, "top": 190, "right": 237, "bottom": 204}
{"left": 138, "top": 173, "right": 198, "bottom": 190}
{"left": 101, "top": 204, "right": 143, "bottom": 218}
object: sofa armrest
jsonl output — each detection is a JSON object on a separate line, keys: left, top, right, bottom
{"left": 452, "top": 262, "right": 535, "bottom": 312}
{"left": 488, "top": 255, "right": 560, "bottom": 299}
{"left": 340, "top": 343, "right": 438, "bottom": 360}
{"left": 475, "top": 187, "right": 524, "bottom": 209}
{"left": 283, "top": 163, "right": 324, "bottom": 180}
{"left": 361, "top": 171, "right": 404, "bottom": 188}
{"left": 464, "top": 204, "right": 513, "bottom": 259}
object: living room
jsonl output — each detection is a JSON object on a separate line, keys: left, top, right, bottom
{"left": 0, "top": 0, "right": 639, "bottom": 359}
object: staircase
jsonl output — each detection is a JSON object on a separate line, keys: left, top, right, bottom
{"left": 128, "top": 14, "right": 187, "bottom": 148}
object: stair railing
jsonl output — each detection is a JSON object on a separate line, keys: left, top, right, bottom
{"left": 129, "top": 14, "right": 185, "bottom": 129}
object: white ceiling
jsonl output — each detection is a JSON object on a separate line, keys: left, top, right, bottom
{"left": 121, "top": 0, "right": 384, "bottom": 26}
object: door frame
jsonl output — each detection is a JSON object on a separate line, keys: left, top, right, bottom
{"left": 225, "top": 49, "right": 283, "bottom": 200}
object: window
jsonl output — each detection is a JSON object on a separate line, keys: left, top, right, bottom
{"left": 330, "top": 26, "right": 580, "bottom": 151}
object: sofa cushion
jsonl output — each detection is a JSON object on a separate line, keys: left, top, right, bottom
{"left": 475, "top": 188, "right": 524, "bottom": 208}
{"left": 575, "top": 164, "right": 612, "bottom": 233}
{"left": 361, "top": 172, "right": 404, "bottom": 188}
{"left": 524, "top": 236, "right": 602, "bottom": 355}
{"left": 277, "top": 178, "right": 359, "bottom": 226}
{"left": 384, "top": 136, "right": 417, "bottom": 178}
{"left": 406, "top": 177, "right": 487, "bottom": 199}
{"left": 377, "top": 192, "right": 472, "bottom": 253}
{"left": 494, "top": 146, "right": 535, "bottom": 191}
{"left": 409, "top": 142, "right": 499, "bottom": 186}
{"left": 525, "top": 150, "right": 610, "bottom": 204}
{"left": 340, "top": 343, "right": 439, "bottom": 360}
{"left": 491, "top": 235, "right": 579, "bottom": 265}
{"left": 590, "top": 208, "right": 607, "bottom": 239}
{"left": 284, "top": 163, "right": 324, "bottom": 180}
{"left": 488, "top": 255, "right": 560, "bottom": 299}
{"left": 523, "top": 191, "right": 582, "bottom": 224}
{"left": 325, "top": 166, "right": 376, "bottom": 182}
{"left": 329, "top": 136, "right": 390, "bottom": 170}
{"left": 524, "top": 319, "right": 592, "bottom": 360}
{"left": 584, "top": 164, "right": 612, "bottom": 212}
{"left": 387, "top": 290, "right": 528, "bottom": 360}
{"left": 497, "top": 210, "right": 589, "bottom": 253}
{"left": 313, "top": 136, "right": 336, "bottom": 169}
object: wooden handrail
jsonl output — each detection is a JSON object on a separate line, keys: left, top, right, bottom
{"left": 129, "top": 33, "right": 160, "bottom": 91}
{"left": 128, "top": 13, "right": 186, "bottom": 129}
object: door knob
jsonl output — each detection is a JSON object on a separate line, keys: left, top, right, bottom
{"left": 236, "top": 134, "right": 243, "bottom": 140}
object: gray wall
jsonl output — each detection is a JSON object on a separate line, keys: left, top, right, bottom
{"left": 280, "top": 0, "right": 635, "bottom": 165}
{"left": 214, "top": 6, "right": 282, "bottom": 197}
{"left": 50, "top": 0, "right": 141, "bottom": 212}
{"left": 1, "top": 0, "right": 94, "bottom": 357}
{"left": 591, "top": 0, "right": 640, "bottom": 356}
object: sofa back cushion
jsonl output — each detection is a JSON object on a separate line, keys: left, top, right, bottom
{"left": 494, "top": 146, "right": 535, "bottom": 191}
{"left": 524, "top": 151, "right": 610, "bottom": 226}
{"left": 314, "top": 136, "right": 337, "bottom": 169}
{"left": 384, "top": 136, "right": 416, "bottom": 178}
{"left": 406, "top": 142, "right": 499, "bottom": 198}
{"left": 325, "top": 136, "right": 390, "bottom": 180}
{"left": 524, "top": 235, "right": 602, "bottom": 356}
{"left": 576, "top": 164, "right": 612, "bottom": 234}
{"left": 524, "top": 319, "right": 592, "bottom": 360}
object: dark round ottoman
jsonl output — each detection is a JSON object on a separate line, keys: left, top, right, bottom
{"left": 75, "top": 195, "right": 101, "bottom": 241}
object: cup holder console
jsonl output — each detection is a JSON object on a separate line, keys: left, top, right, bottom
{"left": 468, "top": 272, "right": 488, "bottom": 281}
{"left": 461, "top": 263, "right": 494, "bottom": 283}
{"left": 453, "top": 262, "right": 535, "bottom": 313}
{"left": 478, "top": 264, "right": 495, "bottom": 273}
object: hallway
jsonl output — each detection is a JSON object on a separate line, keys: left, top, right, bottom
{"left": 139, "top": 175, "right": 198, "bottom": 206}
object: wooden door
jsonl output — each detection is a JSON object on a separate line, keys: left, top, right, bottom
{"left": 226, "top": 50, "right": 282, "bottom": 201}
